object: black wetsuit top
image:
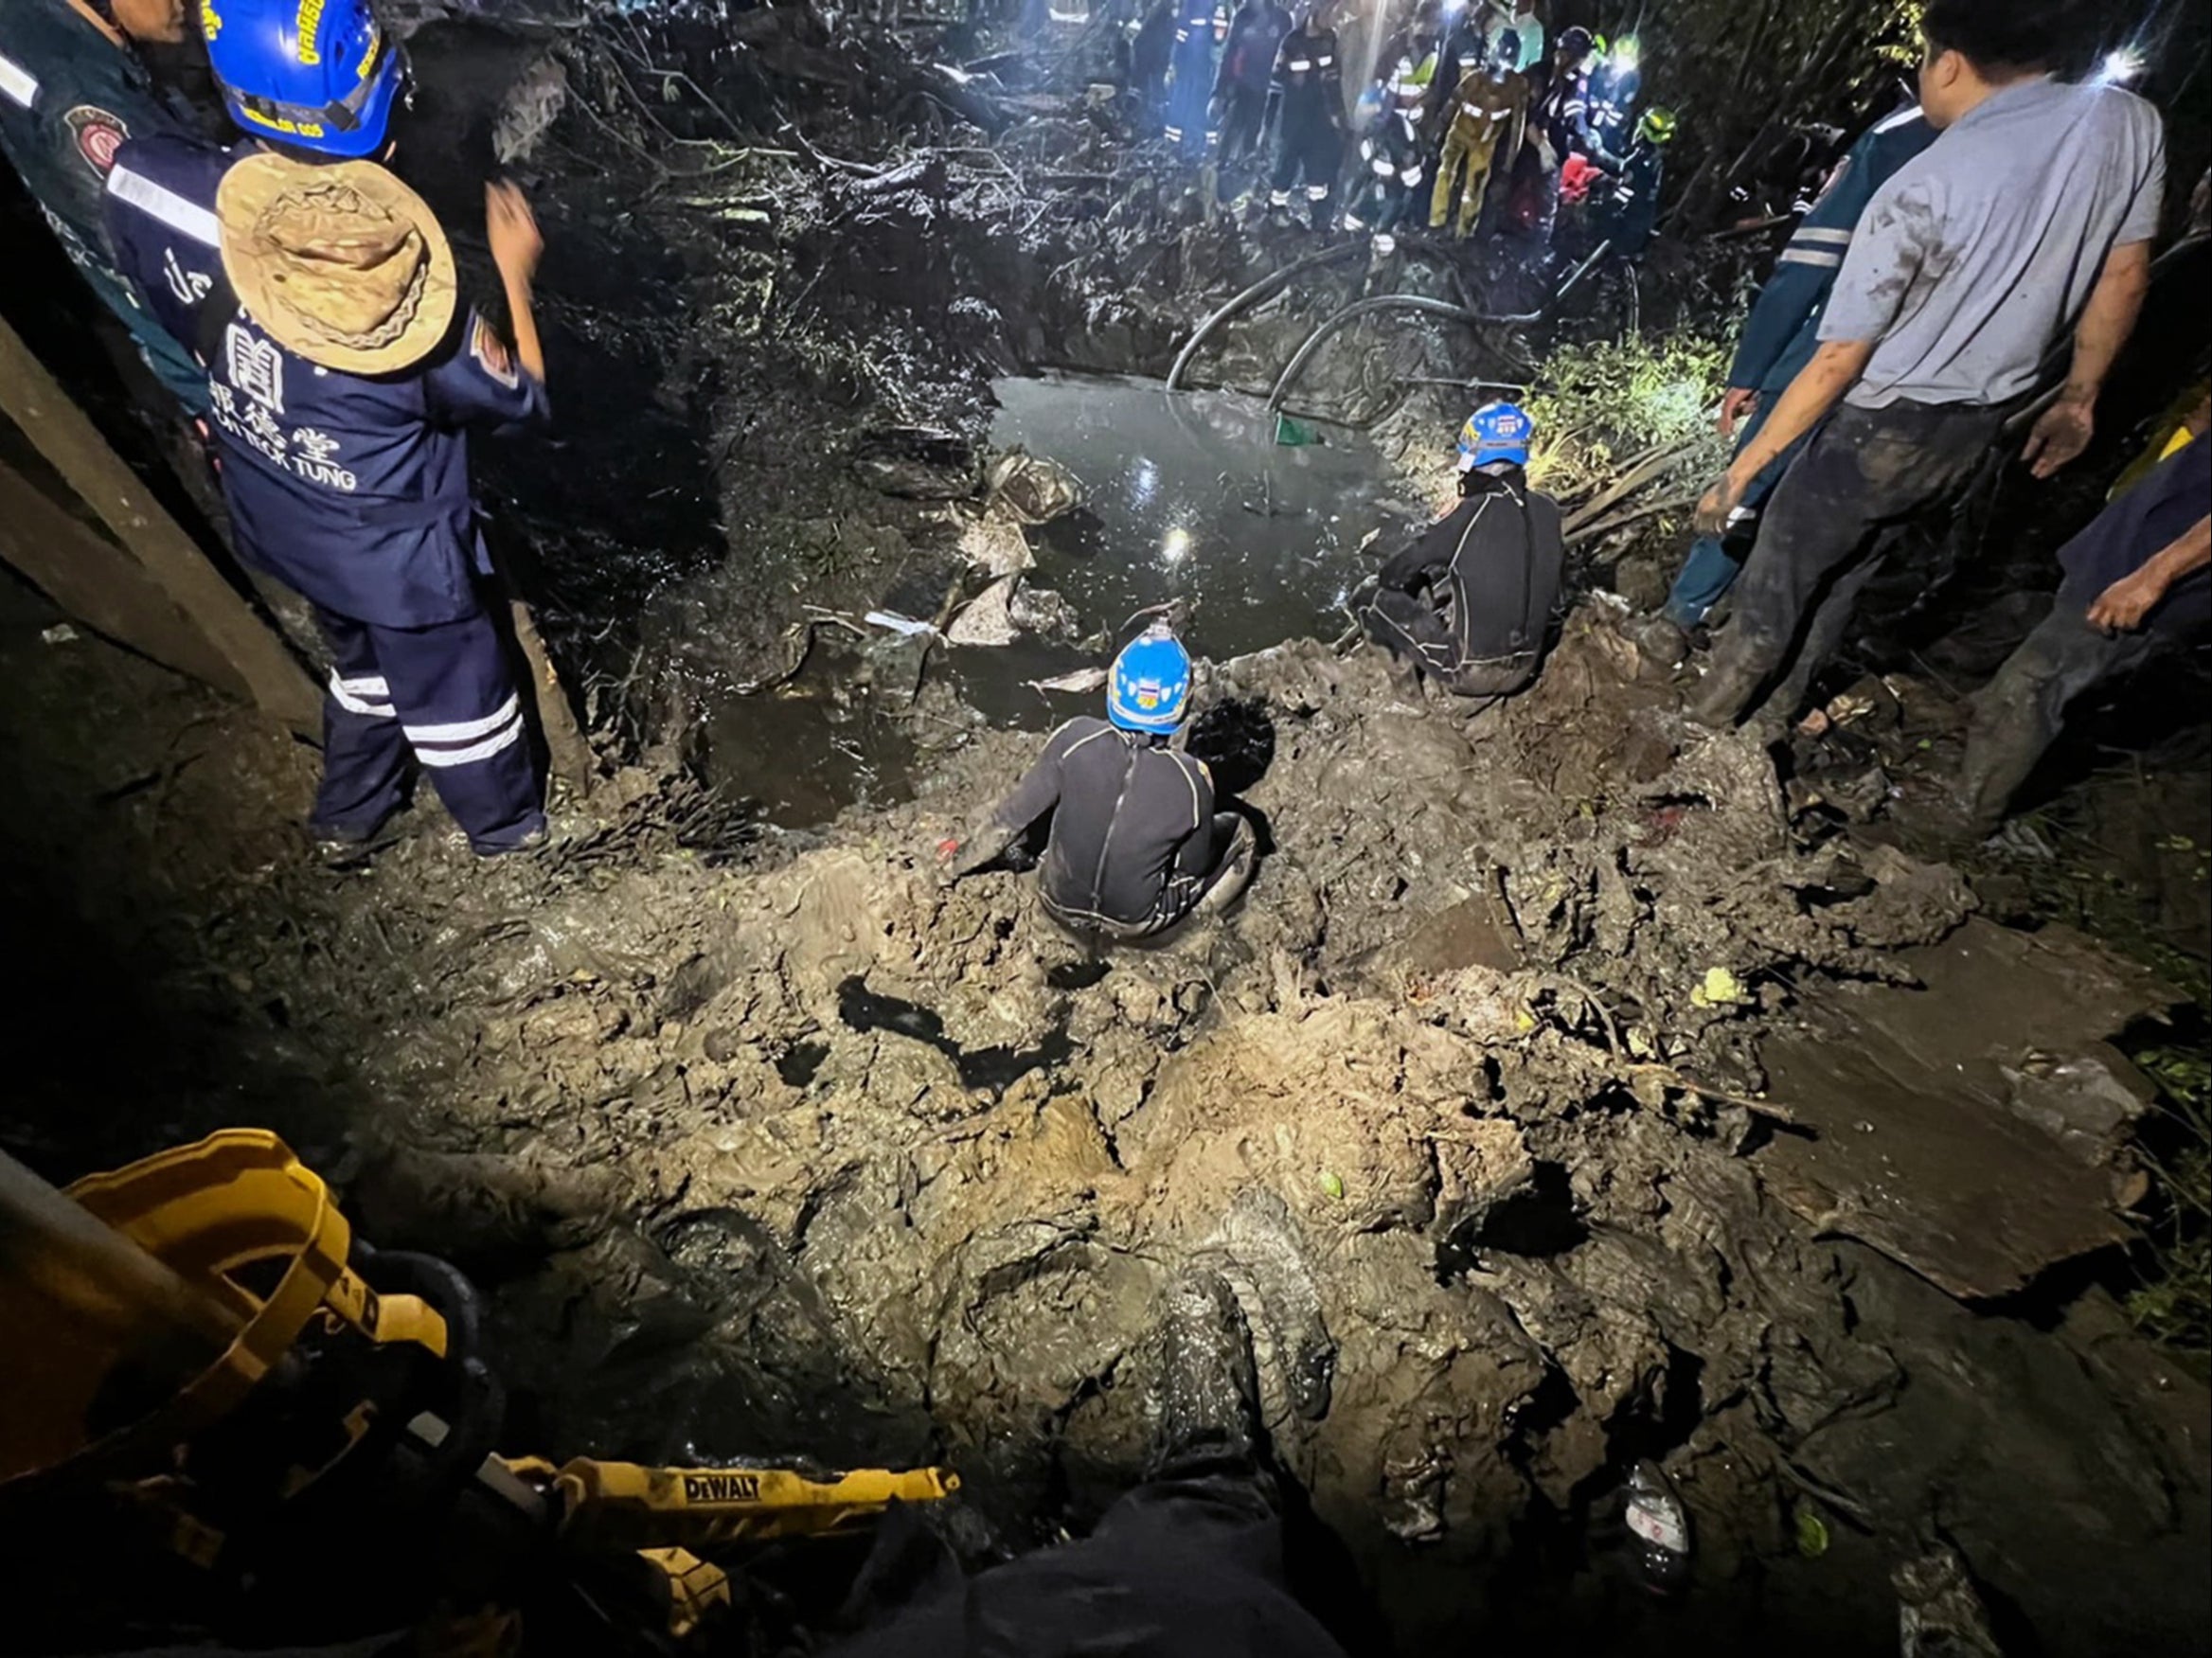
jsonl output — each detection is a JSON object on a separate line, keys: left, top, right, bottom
{"left": 964, "top": 717, "right": 1220, "bottom": 930}
{"left": 1365, "top": 470, "right": 1563, "bottom": 696}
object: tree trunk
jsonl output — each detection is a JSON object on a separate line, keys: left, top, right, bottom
{"left": 0, "top": 317, "right": 321, "bottom": 737}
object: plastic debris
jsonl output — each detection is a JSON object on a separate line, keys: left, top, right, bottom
{"left": 1896, "top": 1546, "right": 2003, "bottom": 1657}
{"left": 1319, "top": 1170, "right": 1346, "bottom": 1201}
{"left": 1624, "top": 1459, "right": 1691, "bottom": 1596}
{"left": 41, "top": 624, "right": 80, "bottom": 645}
{"left": 1026, "top": 667, "right": 1110, "bottom": 696}
{"left": 864, "top": 611, "right": 938, "bottom": 637}
{"left": 987, "top": 450, "right": 1083, "bottom": 525}
{"left": 1274, "top": 413, "right": 1318, "bottom": 447}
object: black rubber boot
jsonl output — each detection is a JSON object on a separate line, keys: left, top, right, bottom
{"left": 1150, "top": 1270, "right": 1264, "bottom": 1482}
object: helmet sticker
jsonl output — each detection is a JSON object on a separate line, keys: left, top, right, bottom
{"left": 296, "top": 0, "right": 326, "bottom": 64}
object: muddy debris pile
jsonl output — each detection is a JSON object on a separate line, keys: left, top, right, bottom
{"left": 107, "top": 602, "right": 2132, "bottom": 1612}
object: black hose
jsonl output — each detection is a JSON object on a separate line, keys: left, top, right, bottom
{"left": 1265, "top": 294, "right": 1483, "bottom": 416}
{"left": 1164, "top": 241, "right": 1367, "bottom": 393}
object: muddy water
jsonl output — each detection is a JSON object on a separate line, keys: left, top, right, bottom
{"left": 704, "top": 374, "right": 1419, "bottom": 825}
{"left": 954, "top": 374, "right": 1416, "bottom": 721}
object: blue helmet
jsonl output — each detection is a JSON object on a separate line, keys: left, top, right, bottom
{"left": 1456, "top": 401, "right": 1534, "bottom": 471}
{"left": 1107, "top": 624, "right": 1193, "bottom": 734}
{"left": 201, "top": 0, "right": 404, "bottom": 158}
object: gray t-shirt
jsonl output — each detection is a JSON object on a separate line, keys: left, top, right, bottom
{"left": 1818, "top": 76, "right": 2166, "bottom": 410}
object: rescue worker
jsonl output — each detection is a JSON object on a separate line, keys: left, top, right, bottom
{"left": 1688, "top": 0, "right": 2164, "bottom": 730}
{"left": 1361, "top": 402, "right": 1563, "bottom": 699}
{"left": 1513, "top": 23, "right": 1593, "bottom": 239}
{"left": 940, "top": 625, "right": 1256, "bottom": 939}
{"left": 1647, "top": 102, "right": 1935, "bottom": 647}
{"left": 1264, "top": 0, "right": 1343, "bottom": 230}
{"left": 1211, "top": 0, "right": 1289, "bottom": 169}
{"left": 1342, "top": 94, "right": 1424, "bottom": 252}
{"left": 1130, "top": 0, "right": 1177, "bottom": 135}
{"left": 1429, "top": 28, "right": 1525, "bottom": 239}
{"left": 1589, "top": 103, "right": 1674, "bottom": 261}
{"left": 1163, "top": 0, "right": 1221, "bottom": 161}
{"left": 0, "top": 0, "right": 211, "bottom": 410}
{"left": 1373, "top": 1, "right": 1442, "bottom": 117}
{"left": 1956, "top": 407, "right": 2208, "bottom": 837}
{"left": 1341, "top": 7, "right": 1433, "bottom": 247}
{"left": 1482, "top": 0, "right": 1542, "bottom": 86}
{"left": 102, "top": 0, "right": 552, "bottom": 856}
{"left": 1423, "top": 0, "right": 1493, "bottom": 140}
{"left": 1579, "top": 30, "right": 1641, "bottom": 160}
{"left": 1547, "top": 30, "right": 1614, "bottom": 219}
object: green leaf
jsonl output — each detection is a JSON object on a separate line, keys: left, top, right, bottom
{"left": 1794, "top": 1509, "right": 1830, "bottom": 1559}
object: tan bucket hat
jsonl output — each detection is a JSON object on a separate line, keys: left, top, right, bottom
{"left": 216, "top": 152, "right": 456, "bottom": 376}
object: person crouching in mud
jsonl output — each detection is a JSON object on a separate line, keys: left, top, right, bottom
{"left": 1361, "top": 401, "right": 1563, "bottom": 700}
{"left": 938, "top": 626, "right": 1257, "bottom": 939}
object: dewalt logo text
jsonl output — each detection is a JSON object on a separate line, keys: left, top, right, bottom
{"left": 682, "top": 1472, "right": 762, "bottom": 1504}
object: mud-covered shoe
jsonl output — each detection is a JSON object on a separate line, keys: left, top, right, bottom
{"left": 310, "top": 813, "right": 402, "bottom": 867}
{"left": 1684, "top": 649, "right": 1766, "bottom": 729}
{"left": 1150, "top": 1270, "right": 1263, "bottom": 1481}
{"left": 473, "top": 813, "right": 550, "bottom": 859}
{"left": 1627, "top": 613, "right": 1688, "bottom": 670}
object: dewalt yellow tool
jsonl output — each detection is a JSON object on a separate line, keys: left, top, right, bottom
{"left": 0, "top": 1131, "right": 955, "bottom": 1650}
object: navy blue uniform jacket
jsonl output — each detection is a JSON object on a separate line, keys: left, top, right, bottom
{"left": 103, "top": 134, "right": 549, "bottom": 629}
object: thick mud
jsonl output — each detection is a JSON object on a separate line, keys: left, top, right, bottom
{"left": 4, "top": 553, "right": 2205, "bottom": 1650}
{"left": 4, "top": 5, "right": 2208, "bottom": 1651}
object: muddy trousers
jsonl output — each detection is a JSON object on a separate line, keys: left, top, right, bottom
{"left": 826, "top": 1472, "right": 1349, "bottom": 1658}
{"left": 312, "top": 604, "right": 545, "bottom": 854}
{"left": 1343, "top": 157, "right": 1421, "bottom": 236}
{"left": 1364, "top": 590, "right": 1536, "bottom": 697}
{"left": 1661, "top": 399, "right": 1815, "bottom": 628}
{"left": 1218, "top": 83, "right": 1270, "bottom": 165}
{"left": 1165, "top": 48, "right": 1218, "bottom": 160}
{"left": 1270, "top": 117, "right": 1342, "bottom": 228}
{"left": 1044, "top": 814, "right": 1256, "bottom": 940}
{"left": 1430, "top": 125, "right": 1503, "bottom": 237}
{"left": 1959, "top": 569, "right": 2170, "bottom": 833}
{"left": 1702, "top": 398, "right": 2011, "bottom": 723}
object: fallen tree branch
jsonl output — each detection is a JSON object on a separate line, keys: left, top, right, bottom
{"left": 1627, "top": 1063, "right": 1800, "bottom": 1124}
{"left": 1561, "top": 439, "right": 1702, "bottom": 535}
{"left": 1563, "top": 491, "right": 1704, "bottom": 548}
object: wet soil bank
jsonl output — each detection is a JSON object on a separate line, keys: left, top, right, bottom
{"left": 3, "top": 559, "right": 2206, "bottom": 1654}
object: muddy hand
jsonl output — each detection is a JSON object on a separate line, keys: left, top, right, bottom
{"left": 486, "top": 182, "right": 544, "bottom": 286}
{"left": 1717, "top": 386, "right": 1757, "bottom": 442}
{"left": 1693, "top": 472, "right": 1745, "bottom": 538}
{"left": 2021, "top": 393, "right": 2093, "bottom": 480}
{"left": 2084, "top": 568, "right": 2162, "bottom": 634}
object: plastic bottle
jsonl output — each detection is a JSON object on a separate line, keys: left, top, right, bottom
{"left": 1624, "top": 1458, "right": 1691, "bottom": 1596}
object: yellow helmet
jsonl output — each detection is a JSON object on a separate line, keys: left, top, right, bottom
{"left": 1638, "top": 106, "right": 1678, "bottom": 146}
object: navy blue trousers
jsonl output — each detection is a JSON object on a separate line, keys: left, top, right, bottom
{"left": 312, "top": 604, "right": 544, "bottom": 854}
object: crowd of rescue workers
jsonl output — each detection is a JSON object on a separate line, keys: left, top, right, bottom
{"left": 2, "top": 0, "right": 2207, "bottom": 951}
